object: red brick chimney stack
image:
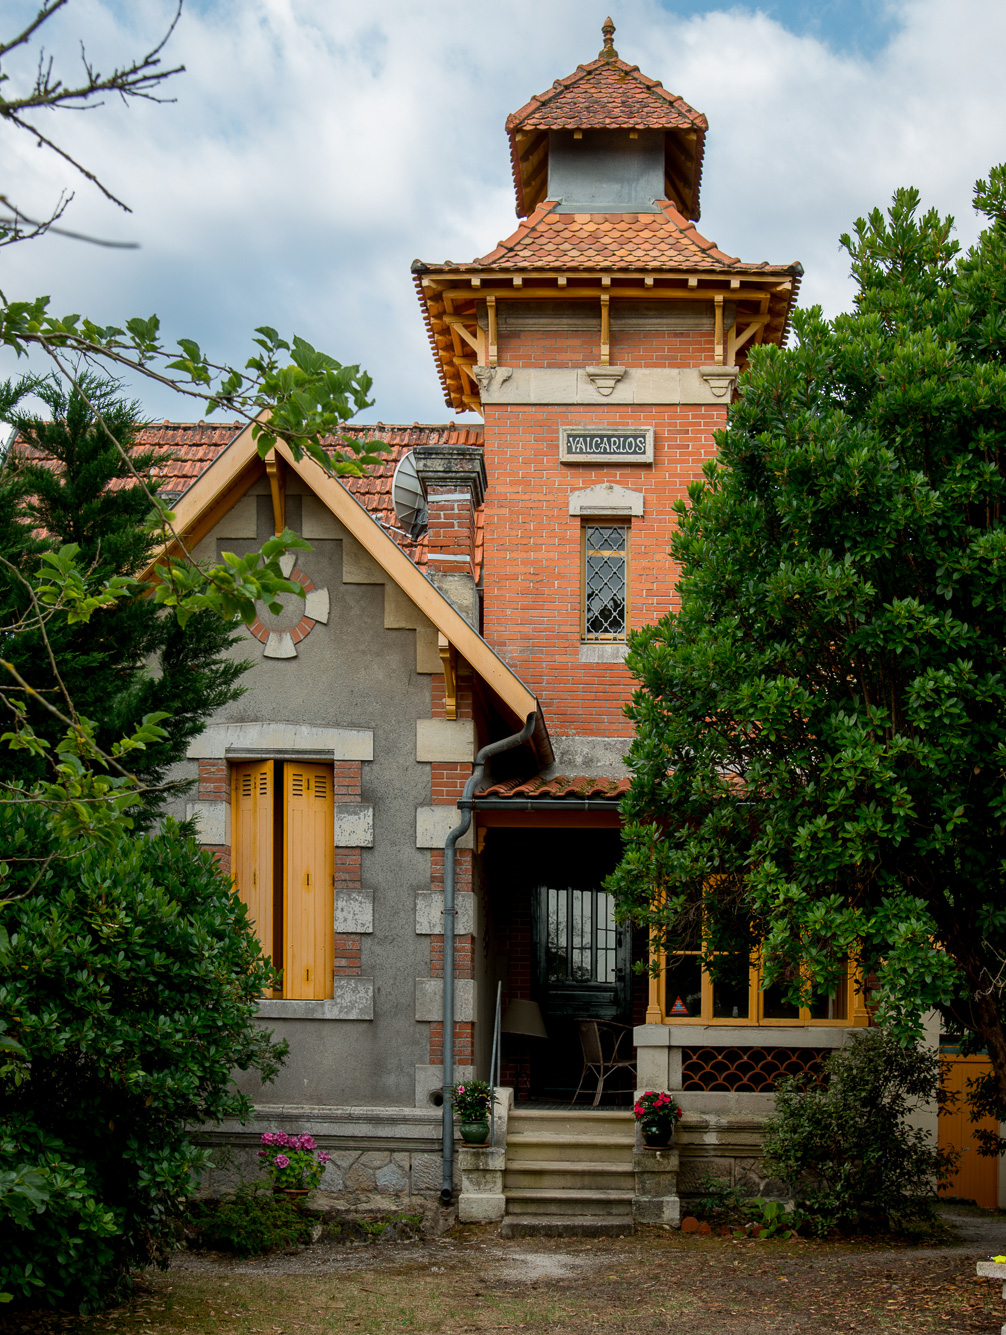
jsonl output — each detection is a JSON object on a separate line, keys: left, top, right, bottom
{"left": 413, "top": 445, "right": 487, "bottom": 582}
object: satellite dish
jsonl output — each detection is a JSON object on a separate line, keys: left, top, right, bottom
{"left": 392, "top": 450, "right": 428, "bottom": 540}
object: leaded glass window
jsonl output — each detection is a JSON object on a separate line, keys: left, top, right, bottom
{"left": 545, "top": 886, "right": 617, "bottom": 984}
{"left": 582, "top": 523, "right": 627, "bottom": 641}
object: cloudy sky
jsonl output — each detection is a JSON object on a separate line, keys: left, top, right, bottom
{"left": 3, "top": 0, "right": 1005, "bottom": 425}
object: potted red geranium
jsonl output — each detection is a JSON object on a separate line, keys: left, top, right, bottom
{"left": 634, "top": 1090, "right": 682, "bottom": 1148}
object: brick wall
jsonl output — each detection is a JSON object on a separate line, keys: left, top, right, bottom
{"left": 498, "top": 327, "right": 715, "bottom": 370}
{"left": 426, "top": 485, "right": 479, "bottom": 580}
{"left": 481, "top": 394, "right": 728, "bottom": 736}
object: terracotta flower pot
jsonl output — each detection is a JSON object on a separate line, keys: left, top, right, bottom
{"left": 273, "top": 1187, "right": 311, "bottom": 1208}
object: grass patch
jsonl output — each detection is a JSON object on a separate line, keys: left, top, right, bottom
{"left": 5, "top": 1228, "right": 1000, "bottom": 1334}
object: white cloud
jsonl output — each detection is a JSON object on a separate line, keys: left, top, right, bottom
{"left": 3, "top": 0, "right": 1006, "bottom": 422}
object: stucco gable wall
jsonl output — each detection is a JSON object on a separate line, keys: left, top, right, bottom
{"left": 169, "top": 472, "right": 449, "bottom": 1108}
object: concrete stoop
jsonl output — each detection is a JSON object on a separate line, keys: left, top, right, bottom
{"left": 500, "top": 1214, "right": 634, "bottom": 1238}
{"left": 502, "top": 1108, "right": 636, "bottom": 1237}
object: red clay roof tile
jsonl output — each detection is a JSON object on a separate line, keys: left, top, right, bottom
{"left": 456, "top": 200, "right": 792, "bottom": 274}
{"left": 13, "top": 421, "right": 485, "bottom": 581}
{"left": 478, "top": 773, "right": 630, "bottom": 801}
{"left": 337, "top": 425, "right": 485, "bottom": 579}
{"left": 506, "top": 57, "right": 707, "bottom": 135}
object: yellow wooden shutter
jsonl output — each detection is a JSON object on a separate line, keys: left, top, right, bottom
{"left": 231, "top": 760, "right": 276, "bottom": 973}
{"left": 284, "top": 763, "right": 334, "bottom": 1000}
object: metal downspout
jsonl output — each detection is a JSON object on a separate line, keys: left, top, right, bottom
{"left": 440, "top": 710, "right": 537, "bottom": 1205}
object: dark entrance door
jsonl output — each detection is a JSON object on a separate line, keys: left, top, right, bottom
{"left": 535, "top": 882, "right": 630, "bottom": 1024}
{"left": 525, "top": 830, "right": 631, "bottom": 1100}
{"left": 491, "top": 827, "right": 634, "bottom": 1101}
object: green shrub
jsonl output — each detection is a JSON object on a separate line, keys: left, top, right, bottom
{"left": 760, "top": 1028, "right": 955, "bottom": 1235}
{"left": 189, "top": 1185, "right": 313, "bottom": 1256}
{"left": 693, "top": 1173, "right": 747, "bottom": 1225}
{"left": 0, "top": 811, "right": 286, "bottom": 1311}
{"left": 0, "top": 1125, "right": 118, "bottom": 1307}
{"left": 692, "top": 1175, "right": 797, "bottom": 1239}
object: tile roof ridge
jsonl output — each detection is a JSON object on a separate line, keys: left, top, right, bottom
{"left": 506, "top": 57, "right": 652, "bottom": 128}
{"left": 141, "top": 419, "right": 243, "bottom": 430}
{"left": 507, "top": 57, "right": 706, "bottom": 130}
{"left": 505, "top": 64, "right": 592, "bottom": 129}
{"left": 655, "top": 200, "right": 741, "bottom": 264}
{"left": 341, "top": 421, "right": 484, "bottom": 432}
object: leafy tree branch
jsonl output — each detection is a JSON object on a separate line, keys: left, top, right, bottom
{"left": 0, "top": 0, "right": 184, "bottom": 239}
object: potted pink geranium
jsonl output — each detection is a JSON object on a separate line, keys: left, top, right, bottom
{"left": 258, "top": 1131, "right": 331, "bottom": 1205}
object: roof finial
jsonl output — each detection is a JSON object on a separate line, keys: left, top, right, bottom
{"left": 599, "top": 16, "right": 618, "bottom": 60}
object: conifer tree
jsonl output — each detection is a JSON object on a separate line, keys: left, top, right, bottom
{"left": 0, "top": 374, "right": 248, "bottom": 820}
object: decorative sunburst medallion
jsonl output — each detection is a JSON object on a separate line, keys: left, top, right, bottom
{"left": 248, "top": 553, "right": 330, "bottom": 659}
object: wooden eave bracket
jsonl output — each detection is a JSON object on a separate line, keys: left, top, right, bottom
{"left": 438, "top": 633, "right": 458, "bottom": 720}
{"left": 727, "top": 315, "right": 770, "bottom": 364}
{"left": 265, "top": 449, "right": 286, "bottom": 536}
{"left": 486, "top": 295, "right": 498, "bottom": 367}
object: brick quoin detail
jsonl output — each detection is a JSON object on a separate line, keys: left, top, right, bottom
{"left": 431, "top": 762, "right": 469, "bottom": 803}
{"left": 333, "top": 849, "right": 362, "bottom": 890}
{"left": 202, "top": 844, "right": 231, "bottom": 875}
{"left": 333, "top": 761, "right": 362, "bottom": 801}
{"left": 430, "top": 849, "right": 472, "bottom": 896}
{"left": 198, "top": 761, "right": 229, "bottom": 803}
{"left": 430, "top": 934, "right": 474, "bottom": 980}
{"left": 429, "top": 1021, "right": 474, "bottom": 1065}
{"left": 333, "top": 933, "right": 362, "bottom": 975}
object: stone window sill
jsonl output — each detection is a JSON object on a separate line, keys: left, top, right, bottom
{"left": 579, "top": 642, "right": 628, "bottom": 663}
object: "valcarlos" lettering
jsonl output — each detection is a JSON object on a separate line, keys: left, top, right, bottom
{"left": 565, "top": 433, "right": 648, "bottom": 455}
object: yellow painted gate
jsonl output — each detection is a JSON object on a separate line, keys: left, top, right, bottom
{"left": 938, "top": 1054, "right": 999, "bottom": 1209}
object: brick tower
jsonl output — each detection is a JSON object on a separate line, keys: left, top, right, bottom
{"left": 414, "top": 19, "right": 801, "bottom": 768}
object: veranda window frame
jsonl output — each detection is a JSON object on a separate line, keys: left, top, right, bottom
{"left": 648, "top": 905, "right": 870, "bottom": 1029}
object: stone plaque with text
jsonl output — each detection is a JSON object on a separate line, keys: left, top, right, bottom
{"left": 559, "top": 425, "right": 654, "bottom": 464}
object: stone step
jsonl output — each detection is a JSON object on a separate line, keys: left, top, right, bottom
{"left": 505, "top": 1132, "right": 633, "bottom": 1163}
{"left": 500, "top": 1214, "right": 635, "bottom": 1239}
{"left": 504, "top": 1160, "right": 635, "bottom": 1192}
{"left": 503, "top": 1187, "right": 634, "bottom": 1217}
{"left": 507, "top": 1110, "right": 634, "bottom": 1139}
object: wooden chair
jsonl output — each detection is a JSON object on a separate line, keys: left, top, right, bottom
{"left": 573, "top": 1019, "right": 636, "bottom": 1106}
